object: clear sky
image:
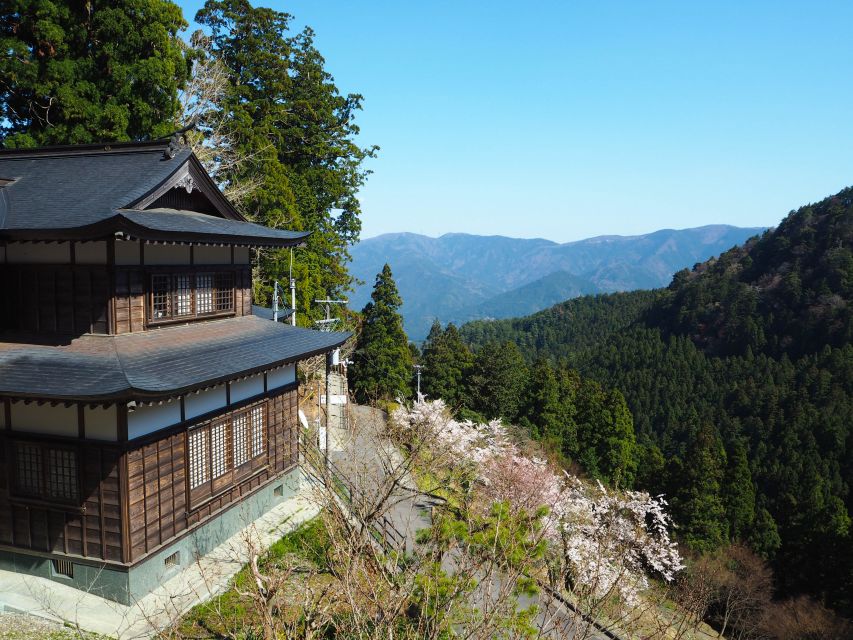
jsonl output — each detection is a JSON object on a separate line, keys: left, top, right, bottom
{"left": 179, "top": 1, "right": 853, "bottom": 243}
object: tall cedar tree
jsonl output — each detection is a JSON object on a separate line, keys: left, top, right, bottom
{"left": 420, "top": 321, "right": 474, "bottom": 409}
{"left": 1, "top": 0, "right": 188, "bottom": 146}
{"left": 195, "top": 1, "right": 377, "bottom": 324}
{"left": 351, "top": 264, "right": 412, "bottom": 403}
{"left": 469, "top": 340, "right": 528, "bottom": 423}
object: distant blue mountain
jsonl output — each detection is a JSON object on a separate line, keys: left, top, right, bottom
{"left": 349, "top": 225, "right": 767, "bottom": 340}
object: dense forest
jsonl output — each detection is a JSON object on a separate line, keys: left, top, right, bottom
{"left": 457, "top": 188, "right": 853, "bottom": 615}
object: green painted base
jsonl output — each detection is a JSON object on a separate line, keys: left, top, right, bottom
{"left": 0, "top": 469, "right": 303, "bottom": 604}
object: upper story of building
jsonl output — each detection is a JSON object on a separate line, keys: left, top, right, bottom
{"left": 0, "top": 138, "right": 349, "bottom": 410}
{"left": 0, "top": 138, "right": 306, "bottom": 336}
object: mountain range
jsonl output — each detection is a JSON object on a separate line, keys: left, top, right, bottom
{"left": 349, "top": 225, "right": 767, "bottom": 339}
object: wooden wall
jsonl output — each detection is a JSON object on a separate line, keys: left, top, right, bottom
{"left": 112, "top": 265, "right": 252, "bottom": 335}
{"left": 0, "top": 386, "right": 298, "bottom": 566}
{"left": 0, "top": 438, "right": 123, "bottom": 562}
{"left": 125, "top": 386, "right": 298, "bottom": 563}
{"left": 0, "top": 264, "right": 252, "bottom": 336}
{"left": 1, "top": 266, "right": 110, "bottom": 335}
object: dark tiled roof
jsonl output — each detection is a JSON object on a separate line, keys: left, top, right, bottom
{"left": 0, "top": 141, "right": 309, "bottom": 247}
{"left": 121, "top": 209, "right": 308, "bottom": 245}
{"left": 0, "top": 143, "right": 192, "bottom": 230}
{"left": 0, "top": 316, "right": 350, "bottom": 401}
{"left": 252, "top": 305, "right": 295, "bottom": 322}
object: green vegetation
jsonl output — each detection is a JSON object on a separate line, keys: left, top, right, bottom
{"left": 460, "top": 187, "right": 853, "bottom": 615}
{"left": 1, "top": 0, "right": 189, "bottom": 146}
{"left": 350, "top": 264, "right": 413, "bottom": 403}
{"left": 179, "top": 517, "right": 330, "bottom": 637}
{"left": 419, "top": 324, "right": 639, "bottom": 487}
{"left": 195, "top": 0, "right": 376, "bottom": 319}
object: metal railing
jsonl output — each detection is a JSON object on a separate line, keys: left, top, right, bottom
{"left": 299, "top": 430, "right": 406, "bottom": 556}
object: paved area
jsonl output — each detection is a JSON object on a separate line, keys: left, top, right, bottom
{"left": 0, "top": 479, "right": 319, "bottom": 640}
{"left": 327, "top": 391, "right": 431, "bottom": 554}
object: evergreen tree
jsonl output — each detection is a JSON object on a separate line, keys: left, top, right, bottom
{"left": 195, "top": 0, "right": 376, "bottom": 324}
{"left": 468, "top": 341, "right": 528, "bottom": 422}
{"left": 1, "top": 0, "right": 189, "bottom": 146}
{"left": 723, "top": 437, "right": 756, "bottom": 540}
{"left": 350, "top": 265, "right": 412, "bottom": 404}
{"left": 668, "top": 422, "right": 729, "bottom": 551}
{"left": 518, "top": 357, "right": 564, "bottom": 441}
{"left": 420, "top": 321, "right": 474, "bottom": 410}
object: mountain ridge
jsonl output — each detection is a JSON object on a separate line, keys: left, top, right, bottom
{"left": 350, "top": 224, "right": 767, "bottom": 339}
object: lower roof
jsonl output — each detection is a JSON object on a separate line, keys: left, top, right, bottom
{"left": 0, "top": 316, "right": 350, "bottom": 402}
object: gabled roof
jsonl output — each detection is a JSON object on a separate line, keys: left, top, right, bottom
{"left": 0, "top": 315, "right": 350, "bottom": 402}
{"left": 0, "top": 140, "right": 309, "bottom": 247}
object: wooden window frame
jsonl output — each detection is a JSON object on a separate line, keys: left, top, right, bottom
{"left": 147, "top": 268, "right": 237, "bottom": 326}
{"left": 10, "top": 440, "right": 80, "bottom": 506}
{"left": 187, "top": 401, "right": 269, "bottom": 510}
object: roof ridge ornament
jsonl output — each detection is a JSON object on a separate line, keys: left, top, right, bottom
{"left": 163, "top": 117, "right": 198, "bottom": 159}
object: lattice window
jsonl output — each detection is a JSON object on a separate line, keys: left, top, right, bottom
{"left": 250, "top": 405, "right": 265, "bottom": 458}
{"left": 174, "top": 274, "right": 193, "bottom": 316}
{"left": 216, "top": 272, "right": 234, "bottom": 311}
{"left": 196, "top": 273, "right": 215, "bottom": 314}
{"left": 15, "top": 442, "right": 42, "bottom": 496}
{"left": 47, "top": 448, "right": 78, "bottom": 501}
{"left": 188, "top": 429, "right": 209, "bottom": 489}
{"left": 150, "top": 271, "right": 235, "bottom": 322}
{"left": 233, "top": 412, "right": 249, "bottom": 468}
{"left": 187, "top": 402, "right": 269, "bottom": 506}
{"left": 151, "top": 274, "right": 171, "bottom": 320}
{"left": 13, "top": 443, "right": 78, "bottom": 503}
{"left": 211, "top": 419, "right": 230, "bottom": 479}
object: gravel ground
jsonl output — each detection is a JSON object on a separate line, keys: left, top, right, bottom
{"left": 0, "top": 613, "right": 103, "bottom": 640}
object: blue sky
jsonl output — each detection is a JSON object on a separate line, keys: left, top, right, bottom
{"left": 179, "top": 1, "right": 853, "bottom": 242}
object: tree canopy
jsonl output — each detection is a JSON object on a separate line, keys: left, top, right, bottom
{"left": 194, "top": 0, "right": 376, "bottom": 322}
{"left": 1, "top": 0, "right": 189, "bottom": 146}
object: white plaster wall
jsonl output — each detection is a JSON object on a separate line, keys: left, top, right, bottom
{"left": 128, "top": 400, "right": 181, "bottom": 440}
{"left": 234, "top": 247, "right": 250, "bottom": 264}
{"left": 115, "top": 240, "right": 141, "bottom": 265}
{"left": 194, "top": 245, "right": 231, "bottom": 265}
{"left": 185, "top": 385, "right": 227, "bottom": 420}
{"left": 230, "top": 374, "right": 264, "bottom": 404}
{"left": 75, "top": 241, "right": 107, "bottom": 264}
{"left": 144, "top": 244, "right": 191, "bottom": 265}
{"left": 84, "top": 405, "right": 117, "bottom": 441}
{"left": 267, "top": 365, "right": 296, "bottom": 390}
{"left": 10, "top": 402, "right": 77, "bottom": 437}
{"left": 6, "top": 242, "right": 71, "bottom": 264}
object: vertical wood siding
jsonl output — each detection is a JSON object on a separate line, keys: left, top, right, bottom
{"left": 125, "top": 386, "right": 298, "bottom": 563}
{"left": 1, "top": 266, "right": 110, "bottom": 335}
{"left": 0, "top": 439, "right": 123, "bottom": 561}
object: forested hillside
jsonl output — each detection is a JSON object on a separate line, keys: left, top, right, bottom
{"left": 460, "top": 188, "right": 853, "bottom": 616}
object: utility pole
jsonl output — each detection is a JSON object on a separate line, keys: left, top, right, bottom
{"left": 289, "top": 248, "right": 296, "bottom": 326}
{"left": 290, "top": 276, "right": 297, "bottom": 326}
{"left": 414, "top": 364, "right": 422, "bottom": 400}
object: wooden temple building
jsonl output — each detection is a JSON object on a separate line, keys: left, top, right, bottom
{"left": 0, "top": 139, "right": 348, "bottom": 602}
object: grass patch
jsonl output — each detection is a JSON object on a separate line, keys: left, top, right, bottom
{"left": 176, "top": 517, "right": 330, "bottom": 639}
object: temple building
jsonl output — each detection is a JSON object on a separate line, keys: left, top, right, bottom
{"left": 0, "top": 139, "right": 348, "bottom": 603}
